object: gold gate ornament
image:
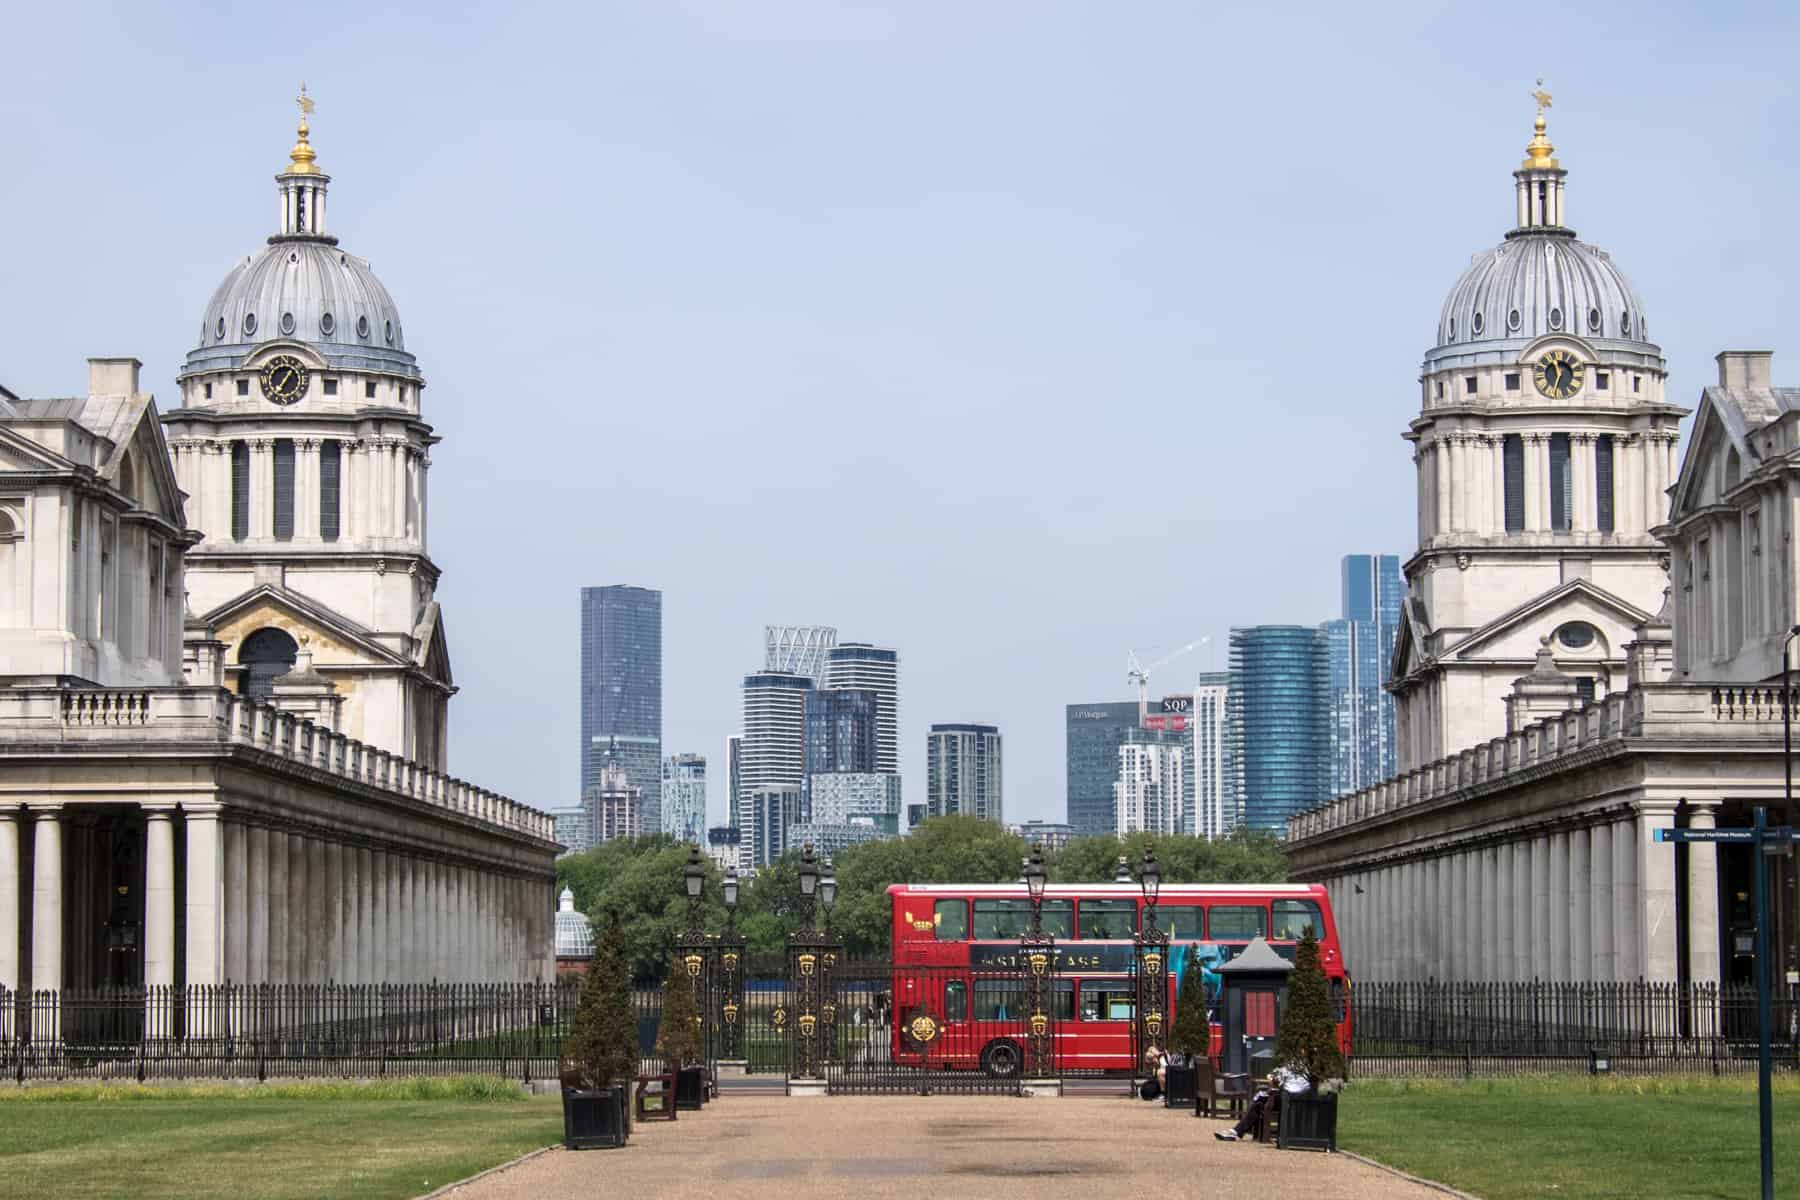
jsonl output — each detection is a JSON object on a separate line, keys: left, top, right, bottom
{"left": 798, "top": 953, "right": 816, "bottom": 977}
{"left": 1029, "top": 1011, "right": 1048, "bottom": 1037}
{"left": 722, "top": 1002, "right": 739, "bottom": 1025}
{"left": 1028, "top": 952, "right": 1049, "bottom": 977}
{"left": 721, "top": 951, "right": 740, "bottom": 973}
{"left": 908, "top": 1014, "right": 941, "bottom": 1045}
{"left": 1144, "top": 951, "right": 1163, "bottom": 976}
{"left": 798, "top": 1013, "right": 817, "bottom": 1037}
{"left": 1145, "top": 1010, "right": 1164, "bottom": 1037}
{"left": 683, "top": 953, "right": 704, "bottom": 978}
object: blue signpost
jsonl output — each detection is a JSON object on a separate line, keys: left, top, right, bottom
{"left": 1656, "top": 808, "right": 1794, "bottom": 1200}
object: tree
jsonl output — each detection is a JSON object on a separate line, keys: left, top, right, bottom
{"left": 654, "top": 955, "right": 703, "bottom": 1067}
{"left": 1274, "top": 928, "right": 1345, "bottom": 1086}
{"left": 559, "top": 837, "right": 728, "bottom": 980}
{"left": 563, "top": 920, "right": 639, "bottom": 1089}
{"left": 1170, "top": 953, "right": 1210, "bottom": 1059}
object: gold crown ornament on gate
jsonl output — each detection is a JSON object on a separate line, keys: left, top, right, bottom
{"left": 722, "top": 1002, "right": 739, "bottom": 1025}
{"left": 721, "top": 951, "right": 739, "bottom": 973}
{"left": 798, "top": 953, "right": 817, "bottom": 976}
{"left": 1144, "top": 952, "right": 1163, "bottom": 976}
{"left": 821, "top": 1002, "right": 837, "bottom": 1024}
{"left": 683, "top": 953, "right": 704, "bottom": 978}
{"left": 798, "top": 1013, "right": 817, "bottom": 1037}
{"left": 1145, "top": 1010, "right": 1164, "bottom": 1037}
{"left": 1028, "top": 952, "right": 1049, "bottom": 976}
{"left": 1030, "top": 1011, "right": 1049, "bottom": 1037}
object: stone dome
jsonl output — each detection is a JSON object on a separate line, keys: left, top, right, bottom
{"left": 183, "top": 240, "right": 418, "bottom": 379}
{"left": 1433, "top": 232, "right": 1651, "bottom": 356}
{"left": 555, "top": 888, "right": 594, "bottom": 960}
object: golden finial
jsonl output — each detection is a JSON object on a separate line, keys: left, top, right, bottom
{"left": 1522, "top": 78, "right": 1558, "bottom": 170}
{"left": 286, "top": 82, "right": 321, "bottom": 175}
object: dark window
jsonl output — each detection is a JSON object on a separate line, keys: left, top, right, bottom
{"left": 365, "top": 381, "right": 377, "bottom": 399}
{"left": 1078, "top": 899, "right": 1137, "bottom": 939}
{"left": 238, "top": 627, "right": 298, "bottom": 700}
{"left": 319, "top": 440, "right": 341, "bottom": 541}
{"left": 973, "top": 898, "right": 1071, "bottom": 940}
{"left": 236, "top": 379, "right": 249, "bottom": 396}
{"left": 230, "top": 443, "right": 249, "bottom": 540}
{"left": 1595, "top": 371, "right": 1610, "bottom": 389}
{"left": 1079, "top": 982, "right": 1135, "bottom": 1022}
{"left": 295, "top": 188, "right": 307, "bottom": 232}
{"left": 1208, "top": 905, "right": 1269, "bottom": 941}
{"left": 272, "top": 439, "right": 295, "bottom": 540}
{"left": 1504, "top": 372, "right": 1520, "bottom": 391}
{"left": 1550, "top": 433, "right": 1572, "bottom": 531}
{"left": 1464, "top": 376, "right": 1477, "bottom": 395}
{"left": 973, "top": 980, "right": 1023, "bottom": 1021}
{"left": 1596, "top": 435, "right": 1615, "bottom": 532}
{"left": 944, "top": 980, "right": 967, "bottom": 1023}
{"left": 1159, "top": 904, "right": 1206, "bottom": 940}
{"left": 933, "top": 898, "right": 968, "bottom": 941}
{"left": 203, "top": 383, "right": 212, "bottom": 400}
{"left": 322, "top": 378, "right": 338, "bottom": 396}
{"left": 1633, "top": 376, "right": 1641, "bottom": 393}
{"left": 1503, "top": 435, "right": 1525, "bottom": 532}
{"left": 1272, "top": 900, "right": 1324, "bottom": 942}
{"left": 1435, "top": 381, "right": 1443, "bottom": 399}
{"left": 1575, "top": 676, "right": 1597, "bottom": 704}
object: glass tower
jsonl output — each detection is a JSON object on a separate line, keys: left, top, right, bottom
{"left": 579, "top": 586, "right": 662, "bottom": 831}
{"left": 1327, "top": 554, "right": 1404, "bottom": 795}
{"left": 1227, "top": 626, "right": 1331, "bottom": 833}
{"left": 1064, "top": 701, "right": 1142, "bottom": 837}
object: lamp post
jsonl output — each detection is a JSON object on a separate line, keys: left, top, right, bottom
{"left": 717, "top": 866, "right": 745, "bottom": 1065}
{"left": 676, "top": 845, "right": 714, "bottom": 1069}
{"left": 1133, "top": 844, "right": 1169, "bottom": 1074}
{"left": 788, "top": 843, "right": 832, "bottom": 1084}
{"left": 1020, "top": 845, "right": 1056, "bottom": 1080}
{"left": 1114, "top": 855, "right": 1132, "bottom": 884}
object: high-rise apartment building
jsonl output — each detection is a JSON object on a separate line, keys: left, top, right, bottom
{"left": 1192, "top": 672, "right": 1233, "bottom": 838}
{"left": 746, "top": 785, "right": 801, "bottom": 870}
{"left": 661, "top": 753, "right": 707, "bottom": 842}
{"left": 1227, "top": 626, "right": 1331, "bottom": 833}
{"left": 824, "top": 644, "right": 899, "bottom": 777}
{"left": 804, "top": 689, "right": 878, "bottom": 775}
{"left": 726, "top": 735, "right": 742, "bottom": 829}
{"left": 1012, "top": 820, "right": 1077, "bottom": 853}
{"left": 550, "top": 805, "right": 594, "bottom": 856}
{"left": 765, "top": 624, "right": 837, "bottom": 679}
{"left": 1115, "top": 729, "right": 1185, "bottom": 836}
{"left": 925, "top": 723, "right": 1004, "bottom": 823}
{"left": 738, "top": 670, "right": 811, "bottom": 866}
{"left": 579, "top": 586, "right": 662, "bottom": 832}
{"left": 587, "top": 755, "right": 643, "bottom": 844}
{"left": 1326, "top": 554, "right": 1404, "bottom": 796}
{"left": 1064, "top": 701, "right": 1141, "bottom": 837}
{"left": 805, "top": 772, "right": 902, "bottom": 835}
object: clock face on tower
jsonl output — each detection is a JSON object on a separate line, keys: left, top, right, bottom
{"left": 259, "top": 355, "right": 309, "bottom": 405}
{"left": 1532, "top": 350, "right": 1584, "bottom": 399}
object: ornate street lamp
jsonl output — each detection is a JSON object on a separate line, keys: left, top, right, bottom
{"left": 1133, "top": 844, "right": 1170, "bottom": 1071}
{"left": 717, "top": 866, "right": 746, "bottom": 1064}
{"left": 788, "top": 843, "right": 834, "bottom": 1082}
{"left": 676, "top": 845, "right": 714, "bottom": 1066}
{"left": 1114, "top": 855, "right": 1132, "bottom": 884}
{"left": 1020, "top": 844, "right": 1056, "bottom": 1079}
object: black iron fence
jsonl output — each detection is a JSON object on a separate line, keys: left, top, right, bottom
{"left": 1352, "top": 980, "right": 1800, "bottom": 1077}
{"left": 0, "top": 982, "right": 684, "bottom": 1084}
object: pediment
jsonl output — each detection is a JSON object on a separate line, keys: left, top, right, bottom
{"left": 203, "top": 585, "right": 407, "bottom": 669}
{"left": 1446, "top": 579, "right": 1652, "bottom": 664}
{"left": 0, "top": 427, "right": 74, "bottom": 473}
{"left": 1669, "top": 397, "right": 1745, "bottom": 522}
{"left": 412, "top": 600, "right": 454, "bottom": 687}
{"left": 1390, "top": 594, "right": 1431, "bottom": 681}
{"left": 109, "top": 399, "right": 188, "bottom": 528}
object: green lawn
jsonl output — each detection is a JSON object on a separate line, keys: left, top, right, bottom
{"left": 0, "top": 1077, "right": 562, "bottom": 1200}
{"left": 1342, "top": 1077, "right": 1800, "bottom": 1199}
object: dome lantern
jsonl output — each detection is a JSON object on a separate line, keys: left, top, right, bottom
{"left": 1512, "top": 81, "right": 1568, "bottom": 234}
{"left": 276, "top": 84, "right": 332, "bottom": 243}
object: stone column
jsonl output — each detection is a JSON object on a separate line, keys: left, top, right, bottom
{"left": 1521, "top": 434, "right": 1543, "bottom": 531}
{"left": 144, "top": 807, "right": 178, "bottom": 990}
{"left": 1613, "top": 814, "right": 1642, "bottom": 979}
{"left": 1512, "top": 840, "right": 1532, "bottom": 983}
{"left": 1571, "top": 434, "right": 1595, "bottom": 532}
{"left": 1686, "top": 804, "right": 1723, "bottom": 985}
{"left": 1548, "top": 832, "right": 1571, "bottom": 981}
{"left": 185, "top": 806, "right": 224, "bottom": 990}
{"left": 1569, "top": 826, "right": 1591, "bottom": 979}
{"left": 334, "top": 842, "right": 353, "bottom": 984}
{"left": 295, "top": 439, "right": 319, "bottom": 540}
{"left": 1636, "top": 802, "right": 1679, "bottom": 980}
{"left": 1495, "top": 843, "right": 1516, "bottom": 981}
{"left": 307, "top": 837, "right": 329, "bottom": 983}
{"left": 0, "top": 811, "right": 18, "bottom": 995}
{"left": 1590, "top": 822, "right": 1615, "bottom": 982}
{"left": 1530, "top": 835, "right": 1550, "bottom": 977}
{"left": 249, "top": 439, "right": 275, "bottom": 540}
{"left": 358, "top": 847, "right": 374, "bottom": 985}
{"left": 265, "top": 830, "right": 287, "bottom": 985}
{"left": 370, "top": 850, "right": 387, "bottom": 985}
{"left": 290, "top": 834, "right": 310, "bottom": 984}
{"left": 410, "top": 857, "right": 426, "bottom": 981}
{"left": 224, "top": 820, "right": 248, "bottom": 983}
{"left": 1442, "top": 855, "right": 1460, "bottom": 981}
{"left": 29, "top": 807, "right": 63, "bottom": 996}
{"left": 1482, "top": 849, "right": 1501, "bottom": 982}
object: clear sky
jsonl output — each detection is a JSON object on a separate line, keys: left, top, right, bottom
{"left": 6, "top": 1, "right": 1798, "bottom": 825}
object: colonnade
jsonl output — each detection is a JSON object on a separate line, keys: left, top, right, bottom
{"left": 168, "top": 435, "right": 426, "bottom": 548}
{"left": 1324, "top": 801, "right": 1720, "bottom": 983}
{"left": 0, "top": 803, "right": 554, "bottom": 995}
{"left": 1419, "top": 428, "right": 1680, "bottom": 541}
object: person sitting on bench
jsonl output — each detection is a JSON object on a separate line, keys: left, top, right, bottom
{"left": 1214, "top": 1063, "right": 1308, "bottom": 1140}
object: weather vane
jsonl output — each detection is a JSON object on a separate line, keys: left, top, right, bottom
{"left": 1531, "top": 78, "right": 1552, "bottom": 118}
{"left": 297, "top": 81, "right": 316, "bottom": 120}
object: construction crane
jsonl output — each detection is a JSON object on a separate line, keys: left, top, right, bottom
{"left": 1127, "top": 637, "right": 1211, "bottom": 725}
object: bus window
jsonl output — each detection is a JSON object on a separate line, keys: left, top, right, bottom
{"left": 935, "top": 899, "right": 969, "bottom": 941}
{"left": 1208, "top": 905, "right": 1268, "bottom": 940}
{"left": 1078, "top": 982, "right": 1135, "bottom": 1022}
{"left": 974, "top": 980, "right": 1023, "bottom": 1021}
{"left": 1053, "top": 980, "right": 1075, "bottom": 1022}
{"left": 945, "top": 980, "right": 967, "bottom": 1022}
{"left": 1159, "top": 904, "right": 1205, "bottom": 939}
{"left": 974, "top": 898, "right": 1072, "bottom": 940}
{"left": 1077, "top": 899, "right": 1137, "bottom": 939}
{"left": 1272, "top": 899, "right": 1324, "bottom": 941}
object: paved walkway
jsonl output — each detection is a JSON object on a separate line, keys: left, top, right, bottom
{"left": 445, "top": 1096, "right": 1444, "bottom": 1200}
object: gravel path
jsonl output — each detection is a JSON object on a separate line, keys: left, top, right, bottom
{"left": 442, "top": 1096, "right": 1445, "bottom": 1200}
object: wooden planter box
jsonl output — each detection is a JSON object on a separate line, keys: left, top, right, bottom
{"left": 561, "top": 1085, "right": 628, "bottom": 1150}
{"left": 675, "top": 1066, "right": 708, "bottom": 1111}
{"left": 1277, "top": 1090, "right": 1338, "bottom": 1152}
{"left": 1162, "top": 1064, "right": 1198, "bottom": 1109}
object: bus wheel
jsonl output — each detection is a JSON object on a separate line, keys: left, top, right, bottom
{"left": 979, "top": 1039, "right": 1022, "bottom": 1078}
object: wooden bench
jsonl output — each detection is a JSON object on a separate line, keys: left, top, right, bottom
{"left": 634, "top": 1068, "right": 678, "bottom": 1121}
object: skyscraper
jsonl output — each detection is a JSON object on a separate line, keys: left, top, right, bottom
{"left": 925, "top": 723, "right": 1004, "bottom": 823}
{"left": 1327, "top": 554, "right": 1404, "bottom": 795}
{"left": 824, "top": 644, "right": 899, "bottom": 777}
{"left": 579, "top": 586, "right": 662, "bottom": 832}
{"left": 661, "top": 753, "right": 707, "bottom": 842}
{"left": 726, "top": 735, "right": 742, "bottom": 829}
{"left": 804, "top": 689, "right": 878, "bottom": 775}
{"left": 587, "top": 754, "right": 643, "bottom": 844}
{"left": 1064, "top": 701, "right": 1141, "bottom": 837}
{"left": 1227, "top": 626, "right": 1331, "bottom": 834}
{"left": 739, "top": 670, "right": 811, "bottom": 868}
{"left": 1115, "top": 728, "right": 1184, "bottom": 836}
{"left": 1192, "top": 672, "right": 1232, "bottom": 838}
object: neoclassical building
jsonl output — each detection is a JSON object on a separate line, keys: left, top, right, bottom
{"left": 0, "top": 100, "right": 558, "bottom": 1003}
{"left": 1390, "top": 97, "right": 1686, "bottom": 771}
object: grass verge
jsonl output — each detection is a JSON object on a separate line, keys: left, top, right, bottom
{"left": 0, "top": 1075, "right": 561, "bottom": 1199}
{"left": 1341, "top": 1077, "right": 1800, "bottom": 1199}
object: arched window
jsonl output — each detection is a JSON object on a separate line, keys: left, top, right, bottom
{"left": 1549, "top": 434, "right": 1572, "bottom": 531}
{"left": 1503, "top": 435, "right": 1525, "bottom": 532}
{"left": 238, "top": 627, "right": 298, "bottom": 699}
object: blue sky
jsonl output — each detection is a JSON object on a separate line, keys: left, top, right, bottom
{"left": 6, "top": 1, "right": 1798, "bottom": 824}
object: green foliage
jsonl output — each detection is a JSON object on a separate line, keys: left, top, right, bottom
{"left": 558, "top": 836, "right": 728, "bottom": 979}
{"left": 1275, "top": 928, "right": 1345, "bottom": 1085}
{"left": 563, "top": 921, "right": 638, "bottom": 1088}
{"left": 1170, "top": 956, "right": 1210, "bottom": 1058}
{"left": 654, "top": 956, "right": 704, "bottom": 1066}
{"left": 1047, "top": 829, "right": 1288, "bottom": 884}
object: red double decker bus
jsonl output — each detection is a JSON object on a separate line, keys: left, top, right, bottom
{"left": 886, "top": 882, "right": 1351, "bottom": 1076}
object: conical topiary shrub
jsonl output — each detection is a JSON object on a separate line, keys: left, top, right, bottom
{"left": 1170, "top": 955, "right": 1210, "bottom": 1060}
{"left": 565, "top": 919, "right": 638, "bottom": 1091}
{"left": 1274, "top": 928, "right": 1345, "bottom": 1086}
{"left": 655, "top": 956, "right": 704, "bottom": 1068}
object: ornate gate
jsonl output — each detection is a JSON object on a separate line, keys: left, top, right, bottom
{"left": 822, "top": 960, "right": 1034, "bottom": 1095}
